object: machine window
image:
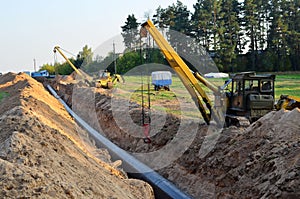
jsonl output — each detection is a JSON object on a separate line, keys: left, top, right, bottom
{"left": 245, "top": 80, "right": 259, "bottom": 91}
{"left": 261, "top": 80, "right": 272, "bottom": 92}
{"left": 235, "top": 81, "right": 243, "bottom": 94}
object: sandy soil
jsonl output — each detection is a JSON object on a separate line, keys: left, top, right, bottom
{"left": 11, "top": 71, "right": 299, "bottom": 198}
{"left": 93, "top": 92, "right": 300, "bottom": 198}
{"left": 0, "top": 72, "right": 154, "bottom": 199}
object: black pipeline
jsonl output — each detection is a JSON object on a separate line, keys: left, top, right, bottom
{"left": 46, "top": 85, "right": 192, "bottom": 199}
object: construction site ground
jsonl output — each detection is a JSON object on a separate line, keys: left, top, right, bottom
{"left": 0, "top": 72, "right": 299, "bottom": 198}
{"left": 0, "top": 73, "right": 154, "bottom": 199}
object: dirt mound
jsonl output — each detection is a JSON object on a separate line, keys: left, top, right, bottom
{"left": 0, "top": 73, "right": 154, "bottom": 199}
{"left": 160, "top": 109, "right": 300, "bottom": 198}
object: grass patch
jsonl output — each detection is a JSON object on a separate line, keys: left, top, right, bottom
{"left": 0, "top": 91, "right": 9, "bottom": 102}
{"left": 275, "top": 74, "right": 300, "bottom": 99}
{"left": 115, "top": 73, "right": 300, "bottom": 118}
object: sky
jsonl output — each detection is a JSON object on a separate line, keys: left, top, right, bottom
{"left": 0, "top": 0, "right": 195, "bottom": 73}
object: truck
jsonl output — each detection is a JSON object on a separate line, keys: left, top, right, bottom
{"left": 141, "top": 20, "right": 299, "bottom": 126}
{"left": 31, "top": 70, "right": 50, "bottom": 78}
{"left": 151, "top": 71, "right": 172, "bottom": 91}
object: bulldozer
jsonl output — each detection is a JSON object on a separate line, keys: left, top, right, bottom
{"left": 224, "top": 72, "right": 276, "bottom": 126}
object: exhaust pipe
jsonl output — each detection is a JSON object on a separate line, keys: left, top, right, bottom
{"left": 47, "top": 85, "right": 192, "bottom": 199}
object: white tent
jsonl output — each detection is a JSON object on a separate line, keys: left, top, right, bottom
{"left": 204, "top": 72, "right": 229, "bottom": 78}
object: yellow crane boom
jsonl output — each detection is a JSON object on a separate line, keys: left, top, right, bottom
{"left": 141, "top": 20, "right": 223, "bottom": 125}
{"left": 53, "top": 46, "right": 83, "bottom": 77}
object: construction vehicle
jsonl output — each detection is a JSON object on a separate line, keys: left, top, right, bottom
{"left": 225, "top": 72, "right": 275, "bottom": 125}
{"left": 95, "top": 70, "right": 123, "bottom": 89}
{"left": 141, "top": 20, "right": 300, "bottom": 126}
{"left": 31, "top": 70, "right": 50, "bottom": 78}
{"left": 151, "top": 71, "right": 172, "bottom": 91}
{"left": 275, "top": 95, "right": 300, "bottom": 111}
{"left": 54, "top": 46, "right": 96, "bottom": 87}
{"left": 54, "top": 46, "right": 124, "bottom": 88}
{"left": 141, "top": 20, "right": 224, "bottom": 125}
{"left": 53, "top": 46, "right": 83, "bottom": 77}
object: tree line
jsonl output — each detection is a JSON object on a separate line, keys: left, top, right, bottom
{"left": 40, "top": 0, "right": 299, "bottom": 75}
{"left": 121, "top": 0, "right": 300, "bottom": 72}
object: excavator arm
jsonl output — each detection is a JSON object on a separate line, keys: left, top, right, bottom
{"left": 53, "top": 46, "right": 83, "bottom": 77}
{"left": 141, "top": 20, "right": 223, "bottom": 125}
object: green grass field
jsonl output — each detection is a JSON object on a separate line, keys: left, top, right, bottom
{"left": 116, "top": 73, "right": 300, "bottom": 101}
{"left": 0, "top": 91, "right": 9, "bottom": 102}
{"left": 274, "top": 74, "right": 300, "bottom": 99}
{"left": 199, "top": 74, "right": 300, "bottom": 99}
{"left": 114, "top": 73, "right": 300, "bottom": 119}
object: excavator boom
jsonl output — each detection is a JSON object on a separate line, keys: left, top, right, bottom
{"left": 53, "top": 46, "right": 83, "bottom": 77}
{"left": 141, "top": 20, "right": 223, "bottom": 124}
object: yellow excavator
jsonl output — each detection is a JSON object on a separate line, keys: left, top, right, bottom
{"left": 54, "top": 46, "right": 123, "bottom": 89}
{"left": 141, "top": 20, "right": 300, "bottom": 126}
{"left": 275, "top": 95, "right": 300, "bottom": 111}
{"left": 95, "top": 70, "right": 124, "bottom": 89}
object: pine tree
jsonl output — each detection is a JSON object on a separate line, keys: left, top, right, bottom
{"left": 285, "top": 0, "right": 300, "bottom": 70}
{"left": 152, "top": 6, "right": 167, "bottom": 29}
{"left": 121, "top": 14, "right": 140, "bottom": 51}
{"left": 217, "top": 0, "right": 241, "bottom": 72}
{"left": 162, "top": 1, "right": 191, "bottom": 51}
{"left": 191, "top": 0, "right": 215, "bottom": 51}
{"left": 267, "top": 0, "right": 290, "bottom": 71}
{"left": 244, "top": 0, "right": 259, "bottom": 70}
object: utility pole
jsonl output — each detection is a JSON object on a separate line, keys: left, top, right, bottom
{"left": 113, "top": 41, "right": 117, "bottom": 74}
{"left": 33, "top": 58, "right": 36, "bottom": 72}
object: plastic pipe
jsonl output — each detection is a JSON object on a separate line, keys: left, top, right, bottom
{"left": 46, "top": 85, "right": 192, "bottom": 199}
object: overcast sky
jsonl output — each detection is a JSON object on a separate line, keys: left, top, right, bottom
{"left": 0, "top": 0, "right": 195, "bottom": 73}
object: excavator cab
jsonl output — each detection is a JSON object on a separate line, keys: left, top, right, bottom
{"left": 226, "top": 72, "right": 275, "bottom": 124}
{"left": 96, "top": 70, "right": 113, "bottom": 89}
{"left": 96, "top": 70, "right": 124, "bottom": 89}
{"left": 99, "top": 70, "right": 111, "bottom": 79}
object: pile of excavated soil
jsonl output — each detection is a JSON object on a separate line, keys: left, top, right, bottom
{"left": 0, "top": 73, "right": 154, "bottom": 199}
{"left": 66, "top": 84, "right": 299, "bottom": 199}
{"left": 160, "top": 108, "right": 300, "bottom": 198}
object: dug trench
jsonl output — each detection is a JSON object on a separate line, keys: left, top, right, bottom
{"left": 46, "top": 74, "right": 299, "bottom": 198}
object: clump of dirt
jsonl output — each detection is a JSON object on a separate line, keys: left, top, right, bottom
{"left": 49, "top": 73, "right": 300, "bottom": 198}
{"left": 0, "top": 72, "right": 154, "bottom": 199}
